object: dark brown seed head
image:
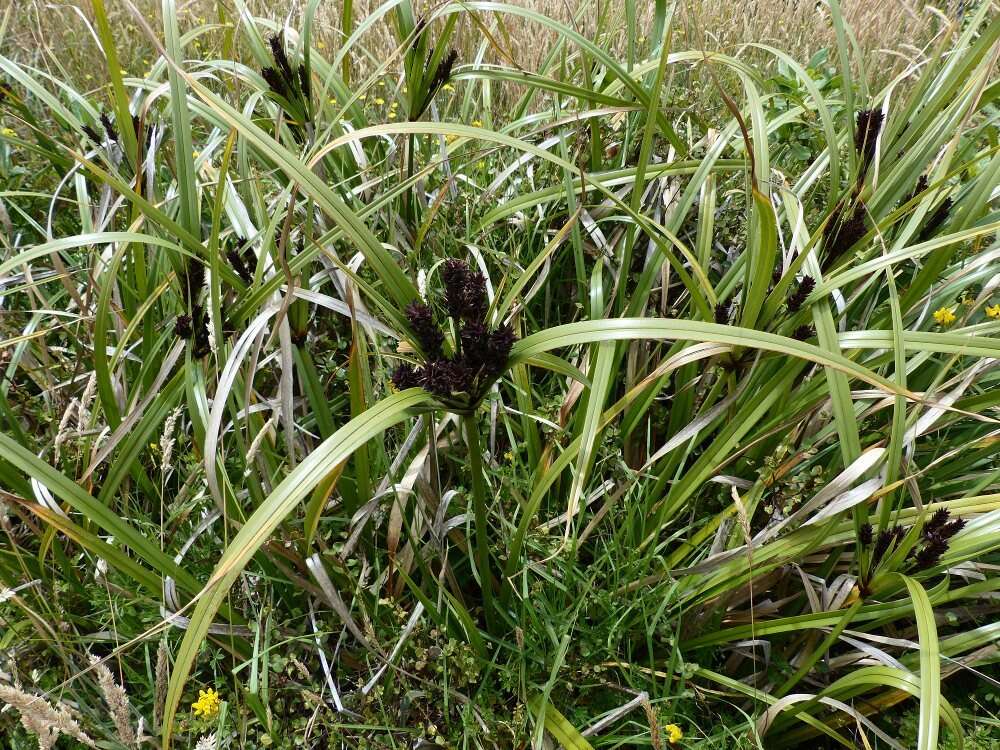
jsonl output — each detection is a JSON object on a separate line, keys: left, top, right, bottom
{"left": 918, "top": 197, "right": 953, "bottom": 242}
{"left": 261, "top": 67, "right": 288, "bottom": 98}
{"left": 391, "top": 363, "right": 422, "bottom": 391}
{"left": 100, "top": 112, "right": 119, "bottom": 143}
{"left": 855, "top": 108, "right": 884, "bottom": 167}
{"left": 823, "top": 203, "right": 867, "bottom": 266}
{"left": 174, "top": 315, "right": 193, "bottom": 339}
{"left": 787, "top": 276, "right": 815, "bottom": 313}
{"left": 714, "top": 301, "right": 730, "bottom": 324}
{"left": 405, "top": 301, "right": 444, "bottom": 356}
{"left": 859, "top": 523, "right": 873, "bottom": 546}
{"left": 442, "top": 259, "right": 487, "bottom": 321}
{"left": 269, "top": 34, "right": 294, "bottom": 82}
{"left": 791, "top": 325, "right": 814, "bottom": 341}
{"left": 420, "top": 357, "right": 473, "bottom": 397}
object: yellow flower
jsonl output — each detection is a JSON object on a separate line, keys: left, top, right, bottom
{"left": 442, "top": 83, "right": 454, "bottom": 92}
{"left": 0, "top": 127, "right": 15, "bottom": 138}
{"left": 504, "top": 450, "right": 514, "bottom": 462}
{"left": 665, "top": 723, "right": 683, "bottom": 744}
{"left": 986, "top": 304, "right": 1000, "bottom": 319}
{"left": 192, "top": 688, "right": 221, "bottom": 718}
{"left": 374, "top": 97, "right": 385, "bottom": 105}
{"left": 933, "top": 307, "right": 956, "bottom": 326}
{"left": 358, "top": 93, "right": 367, "bottom": 101}
{"left": 387, "top": 111, "right": 397, "bottom": 119}
{"left": 471, "top": 119, "right": 483, "bottom": 127}
{"left": 317, "top": 41, "right": 326, "bottom": 50}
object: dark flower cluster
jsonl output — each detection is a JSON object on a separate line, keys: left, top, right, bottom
{"left": 714, "top": 300, "right": 731, "bottom": 324}
{"left": 786, "top": 276, "right": 815, "bottom": 313}
{"left": 175, "top": 259, "right": 211, "bottom": 358}
{"left": 791, "top": 325, "right": 814, "bottom": 341}
{"left": 412, "top": 49, "right": 458, "bottom": 120}
{"left": 855, "top": 108, "right": 884, "bottom": 170}
{"left": 442, "top": 258, "right": 487, "bottom": 320}
{"left": 917, "top": 197, "right": 953, "bottom": 243}
{"left": 227, "top": 236, "right": 255, "bottom": 285}
{"left": 860, "top": 508, "right": 965, "bottom": 575}
{"left": 902, "top": 175, "right": 929, "bottom": 206}
{"left": 822, "top": 201, "right": 867, "bottom": 270}
{"left": 391, "top": 260, "right": 515, "bottom": 410}
{"left": 865, "top": 524, "right": 906, "bottom": 571}
{"left": 261, "top": 34, "right": 312, "bottom": 136}
{"left": 913, "top": 508, "right": 965, "bottom": 570}
{"left": 82, "top": 112, "right": 153, "bottom": 161}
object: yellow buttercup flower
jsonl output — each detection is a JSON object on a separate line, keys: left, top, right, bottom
{"left": 986, "top": 304, "right": 1000, "bottom": 319}
{"left": 0, "top": 127, "right": 15, "bottom": 138}
{"left": 374, "top": 97, "right": 385, "bottom": 105}
{"left": 442, "top": 83, "right": 454, "bottom": 92}
{"left": 471, "top": 119, "right": 483, "bottom": 127}
{"left": 192, "top": 688, "right": 222, "bottom": 718}
{"left": 665, "top": 723, "right": 683, "bottom": 744}
{"left": 933, "top": 307, "right": 956, "bottom": 326}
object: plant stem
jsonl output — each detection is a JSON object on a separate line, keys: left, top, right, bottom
{"left": 464, "top": 413, "right": 496, "bottom": 632}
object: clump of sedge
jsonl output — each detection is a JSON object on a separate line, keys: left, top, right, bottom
{"left": 391, "top": 259, "right": 516, "bottom": 412}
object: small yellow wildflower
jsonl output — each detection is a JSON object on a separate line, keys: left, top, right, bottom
{"left": 390, "top": 101, "right": 398, "bottom": 110}
{"left": 665, "top": 723, "right": 683, "bottom": 745}
{"left": 192, "top": 688, "right": 222, "bottom": 718}
{"left": 378, "top": 80, "right": 386, "bottom": 87}
{"left": 0, "top": 127, "right": 15, "bottom": 138}
{"left": 933, "top": 307, "right": 956, "bottom": 326}
{"left": 192, "top": 150, "right": 200, "bottom": 159}
{"left": 387, "top": 111, "right": 397, "bottom": 120}
{"left": 442, "top": 83, "right": 454, "bottom": 92}
{"left": 986, "top": 303, "right": 1000, "bottom": 319}
{"left": 504, "top": 450, "right": 514, "bottom": 462}
{"left": 358, "top": 93, "right": 367, "bottom": 101}
{"left": 445, "top": 134, "right": 458, "bottom": 144}
{"left": 471, "top": 119, "right": 483, "bottom": 127}
{"left": 374, "top": 97, "right": 385, "bottom": 105}
{"left": 317, "top": 41, "right": 326, "bottom": 50}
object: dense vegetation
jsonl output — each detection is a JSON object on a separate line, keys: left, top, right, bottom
{"left": 0, "top": 1, "right": 999, "bottom": 748}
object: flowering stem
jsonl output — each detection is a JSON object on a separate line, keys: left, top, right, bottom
{"left": 463, "top": 413, "right": 496, "bottom": 632}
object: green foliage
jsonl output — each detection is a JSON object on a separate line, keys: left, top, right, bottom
{"left": 0, "top": 2, "right": 999, "bottom": 749}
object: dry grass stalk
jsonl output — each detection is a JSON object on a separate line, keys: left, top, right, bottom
{"left": 0, "top": 683, "right": 96, "bottom": 750}
{"left": 641, "top": 694, "right": 662, "bottom": 750}
{"left": 89, "top": 654, "right": 137, "bottom": 747}
{"left": 154, "top": 639, "right": 169, "bottom": 728}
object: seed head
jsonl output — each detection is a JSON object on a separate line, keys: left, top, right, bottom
{"left": 441, "top": 259, "right": 487, "bottom": 321}
{"left": 791, "top": 325, "right": 814, "bottom": 341}
{"left": 855, "top": 108, "right": 884, "bottom": 167}
{"left": 405, "top": 301, "right": 444, "bottom": 356}
{"left": 786, "top": 276, "right": 815, "bottom": 312}
{"left": 859, "top": 523, "right": 873, "bottom": 546}
{"left": 391, "top": 363, "right": 422, "bottom": 391}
